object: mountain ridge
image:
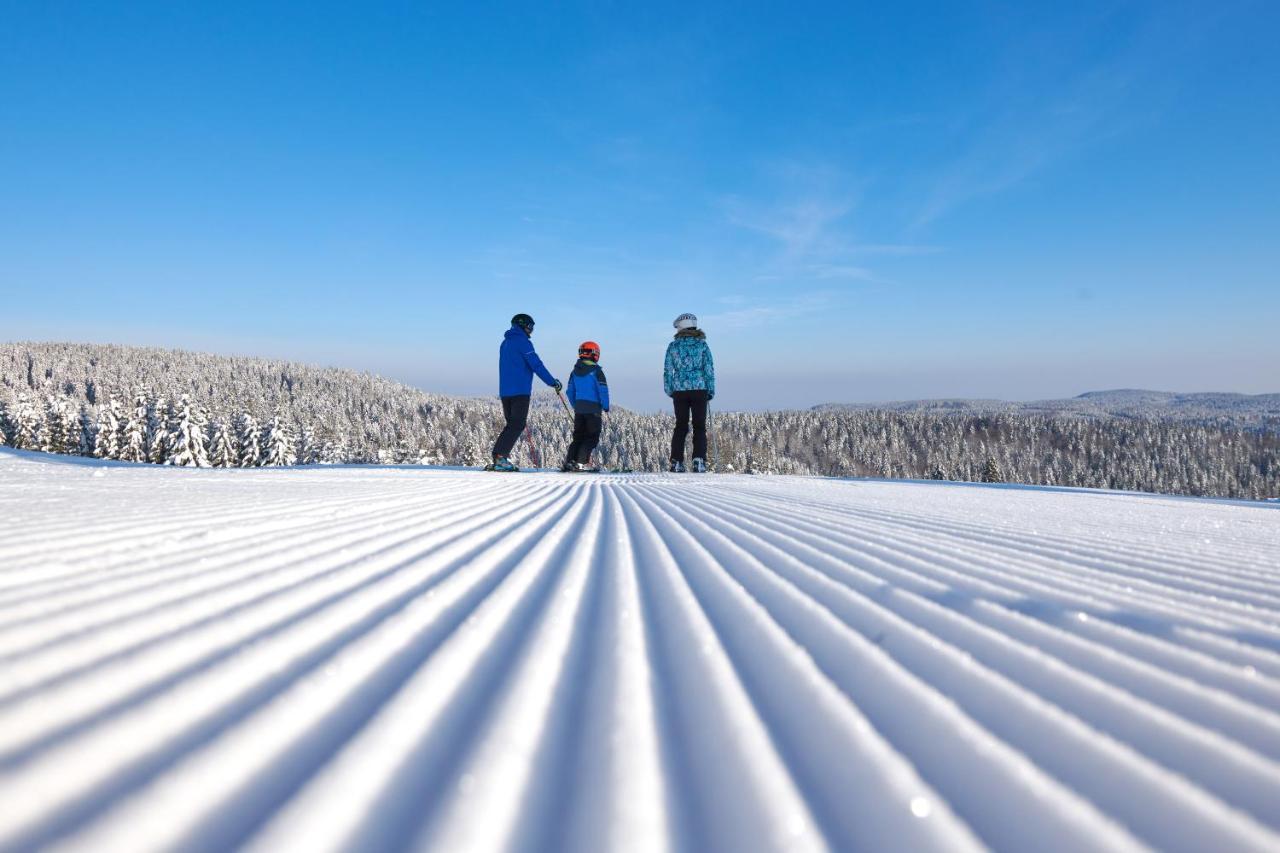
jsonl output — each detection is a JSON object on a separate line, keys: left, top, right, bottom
{"left": 815, "top": 389, "right": 1280, "bottom": 422}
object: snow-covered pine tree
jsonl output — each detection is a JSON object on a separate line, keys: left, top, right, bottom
{"left": 107, "top": 397, "right": 125, "bottom": 457}
{"left": 62, "top": 400, "right": 89, "bottom": 456}
{"left": 149, "top": 398, "right": 173, "bottom": 464}
{"left": 11, "top": 394, "right": 40, "bottom": 451}
{"left": 38, "top": 395, "right": 61, "bottom": 454}
{"left": 461, "top": 430, "right": 488, "bottom": 467}
{"left": 320, "top": 429, "right": 348, "bottom": 464}
{"left": 120, "top": 391, "right": 150, "bottom": 463}
{"left": 166, "top": 395, "right": 210, "bottom": 467}
{"left": 209, "top": 419, "right": 238, "bottom": 468}
{"left": 237, "top": 413, "right": 262, "bottom": 467}
{"left": 93, "top": 401, "right": 121, "bottom": 459}
{"left": 297, "top": 425, "right": 319, "bottom": 465}
{"left": 261, "top": 414, "right": 297, "bottom": 466}
{"left": 981, "top": 456, "right": 1004, "bottom": 483}
{"left": 0, "top": 396, "right": 10, "bottom": 447}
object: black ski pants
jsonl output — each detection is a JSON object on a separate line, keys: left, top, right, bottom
{"left": 566, "top": 412, "right": 602, "bottom": 465}
{"left": 492, "top": 394, "right": 530, "bottom": 459}
{"left": 670, "top": 390, "right": 708, "bottom": 462}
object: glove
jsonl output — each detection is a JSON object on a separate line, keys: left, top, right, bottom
{"left": 553, "top": 379, "right": 563, "bottom": 393}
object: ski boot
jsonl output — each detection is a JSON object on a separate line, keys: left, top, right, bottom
{"left": 691, "top": 458, "right": 707, "bottom": 473}
{"left": 560, "top": 459, "right": 576, "bottom": 472}
{"left": 490, "top": 456, "right": 519, "bottom": 472}
{"left": 669, "top": 460, "right": 686, "bottom": 473}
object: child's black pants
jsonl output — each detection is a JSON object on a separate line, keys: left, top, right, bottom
{"left": 567, "top": 412, "right": 602, "bottom": 464}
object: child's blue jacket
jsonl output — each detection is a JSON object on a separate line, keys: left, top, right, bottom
{"left": 566, "top": 359, "right": 610, "bottom": 413}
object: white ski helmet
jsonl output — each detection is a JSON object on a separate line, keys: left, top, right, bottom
{"left": 673, "top": 312, "right": 698, "bottom": 330}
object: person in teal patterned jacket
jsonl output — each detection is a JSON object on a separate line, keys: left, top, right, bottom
{"left": 663, "top": 312, "right": 715, "bottom": 472}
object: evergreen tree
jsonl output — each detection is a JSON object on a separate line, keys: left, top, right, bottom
{"left": 167, "top": 395, "right": 211, "bottom": 467}
{"left": 320, "top": 429, "right": 348, "bottom": 464}
{"left": 209, "top": 419, "right": 238, "bottom": 468}
{"left": 981, "top": 456, "right": 1004, "bottom": 483}
{"left": 11, "top": 393, "right": 40, "bottom": 451}
{"left": 461, "top": 431, "right": 488, "bottom": 467}
{"left": 69, "top": 401, "right": 92, "bottom": 456}
{"left": 149, "top": 398, "right": 173, "bottom": 464}
{"left": 297, "top": 425, "right": 320, "bottom": 465}
{"left": 120, "top": 391, "right": 150, "bottom": 463}
{"left": 38, "top": 395, "right": 61, "bottom": 453}
{"left": 93, "top": 400, "right": 121, "bottom": 459}
{"left": 261, "top": 414, "right": 297, "bottom": 466}
{"left": 237, "top": 413, "right": 262, "bottom": 467}
{"left": 98, "top": 399, "right": 124, "bottom": 458}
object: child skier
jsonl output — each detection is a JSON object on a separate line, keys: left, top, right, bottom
{"left": 562, "top": 340, "right": 609, "bottom": 472}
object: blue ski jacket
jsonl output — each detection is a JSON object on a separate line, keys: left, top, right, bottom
{"left": 663, "top": 330, "right": 715, "bottom": 399}
{"left": 499, "top": 324, "right": 557, "bottom": 397}
{"left": 566, "top": 359, "right": 610, "bottom": 414}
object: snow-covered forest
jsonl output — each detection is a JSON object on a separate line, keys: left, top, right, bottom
{"left": 2, "top": 342, "right": 1276, "bottom": 500}
{"left": 818, "top": 388, "right": 1280, "bottom": 424}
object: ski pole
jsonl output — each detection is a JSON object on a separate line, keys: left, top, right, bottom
{"left": 709, "top": 400, "right": 718, "bottom": 473}
{"left": 523, "top": 425, "right": 541, "bottom": 469}
{"left": 555, "top": 388, "right": 574, "bottom": 422}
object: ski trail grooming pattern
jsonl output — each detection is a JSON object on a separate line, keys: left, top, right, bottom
{"left": 1, "top": 448, "right": 1278, "bottom": 852}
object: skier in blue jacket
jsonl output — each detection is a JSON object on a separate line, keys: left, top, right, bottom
{"left": 562, "top": 340, "right": 609, "bottom": 472}
{"left": 491, "top": 313, "right": 561, "bottom": 471}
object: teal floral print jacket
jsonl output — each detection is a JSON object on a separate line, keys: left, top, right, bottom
{"left": 663, "top": 330, "right": 715, "bottom": 399}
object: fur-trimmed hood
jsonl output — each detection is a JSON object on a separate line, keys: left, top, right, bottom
{"left": 674, "top": 328, "right": 706, "bottom": 340}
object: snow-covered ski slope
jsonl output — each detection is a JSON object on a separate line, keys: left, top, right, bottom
{"left": 1, "top": 448, "right": 1278, "bottom": 852}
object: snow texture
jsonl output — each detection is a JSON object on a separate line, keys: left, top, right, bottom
{"left": 1, "top": 447, "right": 1278, "bottom": 852}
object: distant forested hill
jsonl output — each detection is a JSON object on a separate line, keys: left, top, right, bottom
{"left": 0, "top": 341, "right": 494, "bottom": 464}
{"left": 816, "top": 389, "right": 1280, "bottom": 425}
{"left": 2, "top": 342, "right": 1277, "bottom": 499}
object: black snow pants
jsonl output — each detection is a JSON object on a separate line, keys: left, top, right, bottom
{"left": 670, "top": 390, "right": 708, "bottom": 462}
{"left": 566, "top": 412, "right": 603, "bottom": 465}
{"left": 492, "top": 394, "right": 531, "bottom": 459}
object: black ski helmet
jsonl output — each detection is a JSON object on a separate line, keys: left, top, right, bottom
{"left": 511, "top": 313, "right": 535, "bottom": 333}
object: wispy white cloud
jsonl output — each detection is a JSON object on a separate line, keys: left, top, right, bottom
{"left": 703, "top": 291, "right": 833, "bottom": 329}
{"left": 726, "top": 194, "right": 856, "bottom": 260}
{"left": 807, "top": 264, "right": 876, "bottom": 281}
{"left": 912, "top": 81, "right": 1130, "bottom": 229}
{"left": 910, "top": 5, "right": 1213, "bottom": 229}
{"left": 846, "top": 244, "right": 941, "bottom": 257}
{"left": 724, "top": 163, "right": 936, "bottom": 286}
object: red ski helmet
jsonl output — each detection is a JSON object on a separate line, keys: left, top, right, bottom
{"left": 578, "top": 340, "right": 601, "bottom": 361}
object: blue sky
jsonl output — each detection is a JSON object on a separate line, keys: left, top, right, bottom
{"left": 2, "top": 1, "right": 1277, "bottom": 411}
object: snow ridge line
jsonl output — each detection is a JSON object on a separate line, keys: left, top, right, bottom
{"left": 696, "top": 483, "right": 1280, "bottom": 614}
{"left": 705, "top": 478, "right": 1277, "bottom": 578}
{"left": 0, "top": 479, "right": 560, "bottom": 642}
{"left": 1, "top": 457, "right": 1278, "bottom": 852}
{"left": 0, "top": 484, "right": 510, "bottom": 632}
{"left": 0, "top": 481, "right": 582, "bottom": 849}
{"left": 0, "top": 482, "right": 566, "bottom": 714}
{"left": 682, "top": 485, "right": 1280, "bottom": 708}
{"left": 699, "top": 485, "right": 1280, "bottom": 650}
{"left": 633, "top": 485, "right": 1280, "bottom": 848}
